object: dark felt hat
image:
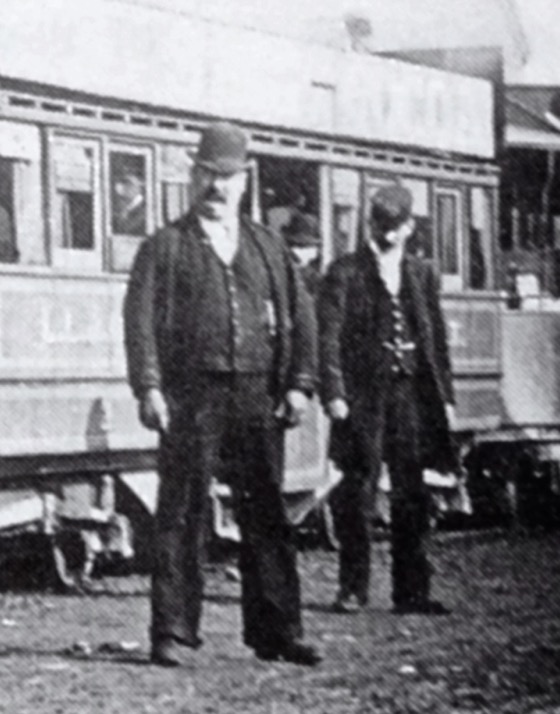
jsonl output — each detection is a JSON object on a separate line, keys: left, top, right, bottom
{"left": 195, "top": 122, "right": 249, "bottom": 175}
{"left": 370, "top": 184, "right": 413, "bottom": 231}
{"left": 113, "top": 153, "right": 145, "bottom": 182}
{"left": 283, "top": 212, "right": 321, "bottom": 248}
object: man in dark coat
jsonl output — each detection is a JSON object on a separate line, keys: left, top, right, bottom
{"left": 124, "top": 122, "right": 321, "bottom": 666}
{"left": 282, "top": 211, "right": 322, "bottom": 296}
{"left": 318, "top": 184, "right": 456, "bottom": 615}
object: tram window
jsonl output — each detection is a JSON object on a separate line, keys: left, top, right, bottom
{"left": 400, "top": 178, "right": 430, "bottom": 258}
{"left": 434, "top": 188, "right": 465, "bottom": 293}
{"left": 333, "top": 204, "right": 356, "bottom": 257}
{"left": 411, "top": 216, "right": 433, "bottom": 259}
{"left": 436, "top": 194, "right": 459, "bottom": 274}
{"left": 469, "top": 187, "right": 493, "bottom": 290}
{"left": 159, "top": 144, "right": 193, "bottom": 224}
{"left": 110, "top": 152, "right": 147, "bottom": 236}
{"left": 59, "top": 191, "right": 94, "bottom": 250}
{"left": 0, "top": 158, "right": 17, "bottom": 262}
{"left": 331, "top": 168, "right": 360, "bottom": 259}
{"left": 0, "top": 121, "right": 46, "bottom": 265}
{"left": 52, "top": 136, "right": 101, "bottom": 270}
{"left": 53, "top": 140, "right": 96, "bottom": 251}
{"left": 162, "top": 183, "right": 189, "bottom": 223}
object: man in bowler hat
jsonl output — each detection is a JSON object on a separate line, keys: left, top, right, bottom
{"left": 318, "top": 184, "right": 456, "bottom": 615}
{"left": 124, "top": 122, "right": 321, "bottom": 666}
{"left": 282, "top": 211, "right": 322, "bottom": 295}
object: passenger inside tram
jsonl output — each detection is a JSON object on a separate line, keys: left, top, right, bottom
{"left": 110, "top": 153, "right": 147, "bottom": 237}
{"left": 282, "top": 211, "right": 321, "bottom": 295}
{"left": 0, "top": 158, "right": 17, "bottom": 262}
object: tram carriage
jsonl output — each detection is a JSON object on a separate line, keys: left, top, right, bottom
{"left": 0, "top": 0, "right": 510, "bottom": 584}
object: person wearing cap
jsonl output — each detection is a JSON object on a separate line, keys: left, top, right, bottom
{"left": 282, "top": 211, "right": 322, "bottom": 295}
{"left": 124, "top": 122, "right": 320, "bottom": 667}
{"left": 318, "top": 183, "right": 456, "bottom": 616}
{"left": 111, "top": 157, "right": 147, "bottom": 236}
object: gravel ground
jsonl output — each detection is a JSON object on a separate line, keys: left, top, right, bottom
{"left": 1, "top": 530, "right": 560, "bottom": 713}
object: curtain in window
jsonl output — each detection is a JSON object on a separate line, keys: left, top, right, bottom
{"left": 57, "top": 191, "right": 94, "bottom": 250}
{"left": 469, "top": 187, "right": 493, "bottom": 290}
{"left": 162, "top": 182, "right": 189, "bottom": 223}
{"left": 0, "top": 158, "right": 16, "bottom": 262}
{"left": 160, "top": 145, "right": 192, "bottom": 224}
{"left": 54, "top": 140, "right": 95, "bottom": 251}
{"left": 437, "top": 194, "right": 459, "bottom": 275}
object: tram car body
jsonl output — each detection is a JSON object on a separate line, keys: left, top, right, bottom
{"left": 0, "top": 0, "right": 533, "bottom": 580}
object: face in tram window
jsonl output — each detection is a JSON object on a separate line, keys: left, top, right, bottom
{"left": 110, "top": 153, "right": 147, "bottom": 236}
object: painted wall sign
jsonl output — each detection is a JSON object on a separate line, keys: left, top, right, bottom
{"left": 0, "top": 0, "right": 495, "bottom": 158}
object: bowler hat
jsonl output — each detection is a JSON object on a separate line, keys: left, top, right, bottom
{"left": 370, "top": 184, "right": 413, "bottom": 231}
{"left": 283, "top": 212, "right": 321, "bottom": 248}
{"left": 195, "top": 122, "right": 249, "bottom": 175}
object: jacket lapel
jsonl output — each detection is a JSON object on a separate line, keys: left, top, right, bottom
{"left": 403, "top": 254, "right": 434, "bottom": 360}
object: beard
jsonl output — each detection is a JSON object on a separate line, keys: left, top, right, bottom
{"left": 374, "top": 232, "right": 399, "bottom": 253}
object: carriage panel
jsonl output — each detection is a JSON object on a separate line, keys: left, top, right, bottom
{"left": 443, "top": 294, "right": 502, "bottom": 430}
{"left": 501, "top": 310, "right": 560, "bottom": 426}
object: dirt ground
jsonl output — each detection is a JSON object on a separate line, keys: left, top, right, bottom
{"left": 1, "top": 530, "right": 560, "bottom": 713}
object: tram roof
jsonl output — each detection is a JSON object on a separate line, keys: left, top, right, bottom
{"left": 0, "top": 0, "right": 495, "bottom": 158}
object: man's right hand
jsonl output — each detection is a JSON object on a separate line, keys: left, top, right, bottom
{"left": 139, "top": 388, "right": 170, "bottom": 433}
{"left": 326, "top": 398, "right": 350, "bottom": 421}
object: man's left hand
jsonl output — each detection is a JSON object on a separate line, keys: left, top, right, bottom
{"left": 275, "top": 390, "right": 310, "bottom": 427}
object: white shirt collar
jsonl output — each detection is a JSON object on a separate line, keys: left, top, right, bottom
{"left": 198, "top": 216, "right": 240, "bottom": 266}
{"left": 367, "top": 239, "right": 406, "bottom": 296}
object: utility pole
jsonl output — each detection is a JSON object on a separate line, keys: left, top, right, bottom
{"left": 498, "top": 0, "right": 530, "bottom": 68}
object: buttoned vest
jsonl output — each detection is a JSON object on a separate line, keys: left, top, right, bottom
{"left": 195, "top": 230, "right": 276, "bottom": 373}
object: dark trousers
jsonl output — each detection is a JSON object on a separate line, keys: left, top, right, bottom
{"left": 151, "top": 373, "right": 303, "bottom": 650}
{"left": 331, "top": 375, "right": 431, "bottom": 606}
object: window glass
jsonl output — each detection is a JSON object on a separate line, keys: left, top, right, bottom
{"left": 469, "top": 187, "right": 493, "bottom": 290}
{"left": 400, "top": 178, "right": 431, "bottom": 258}
{"left": 0, "top": 121, "right": 45, "bottom": 265}
{"left": 60, "top": 192, "right": 94, "bottom": 250}
{"left": 331, "top": 168, "right": 360, "bottom": 260}
{"left": 0, "top": 158, "right": 17, "bottom": 262}
{"left": 162, "top": 182, "right": 189, "bottom": 224}
{"left": 332, "top": 204, "right": 355, "bottom": 258}
{"left": 436, "top": 192, "right": 459, "bottom": 275}
{"left": 110, "top": 152, "right": 147, "bottom": 236}
{"left": 53, "top": 139, "right": 96, "bottom": 252}
{"left": 159, "top": 144, "right": 192, "bottom": 224}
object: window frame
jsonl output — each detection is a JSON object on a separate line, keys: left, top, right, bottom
{"left": 468, "top": 185, "right": 495, "bottom": 291}
{"left": 330, "top": 166, "right": 362, "bottom": 260}
{"left": 49, "top": 132, "right": 103, "bottom": 273}
{"left": 433, "top": 184, "right": 465, "bottom": 293}
{"left": 0, "top": 156, "right": 18, "bottom": 263}
{"left": 155, "top": 142, "right": 195, "bottom": 228}
{"left": 105, "top": 142, "right": 155, "bottom": 273}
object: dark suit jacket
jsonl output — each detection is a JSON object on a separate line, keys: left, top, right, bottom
{"left": 124, "top": 212, "right": 317, "bottom": 404}
{"left": 318, "top": 245, "right": 456, "bottom": 473}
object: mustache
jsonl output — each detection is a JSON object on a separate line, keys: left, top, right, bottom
{"left": 203, "top": 188, "right": 226, "bottom": 202}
